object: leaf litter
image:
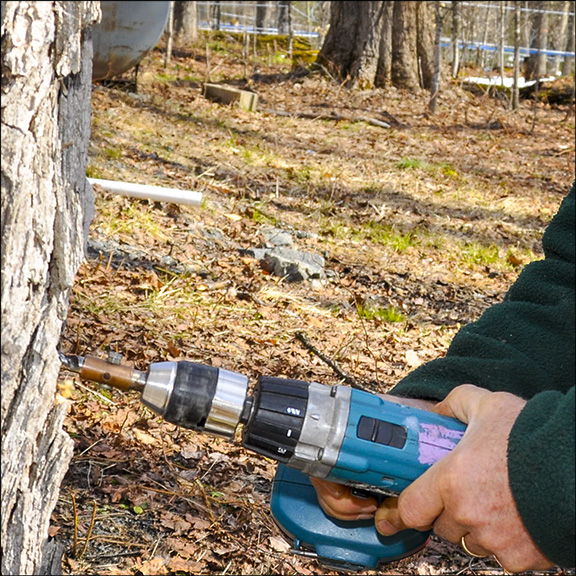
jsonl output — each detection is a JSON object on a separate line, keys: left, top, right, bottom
{"left": 54, "top": 40, "right": 575, "bottom": 576}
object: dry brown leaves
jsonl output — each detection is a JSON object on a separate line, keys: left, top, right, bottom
{"left": 53, "top": 42, "right": 575, "bottom": 576}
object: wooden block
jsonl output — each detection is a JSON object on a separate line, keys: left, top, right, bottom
{"left": 203, "top": 83, "right": 258, "bottom": 111}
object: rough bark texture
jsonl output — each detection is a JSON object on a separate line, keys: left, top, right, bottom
{"left": 416, "top": 1, "right": 436, "bottom": 90}
{"left": 174, "top": 0, "right": 197, "bottom": 45}
{"left": 375, "top": 0, "right": 394, "bottom": 88}
{"left": 316, "top": 1, "right": 383, "bottom": 88}
{"left": 391, "top": 0, "right": 419, "bottom": 90}
{"left": 1, "top": 2, "right": 99, "bottom": 575}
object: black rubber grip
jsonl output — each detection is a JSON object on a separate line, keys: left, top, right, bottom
{"left": 163, "top": 362, "right": 218, "bottom": 430}
{"left": 242, "top": 376, "right": 309, "bottom": 462}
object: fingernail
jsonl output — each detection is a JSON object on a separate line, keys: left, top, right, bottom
{"left": 377, "top": 520, "right": 396, "bottom": 536}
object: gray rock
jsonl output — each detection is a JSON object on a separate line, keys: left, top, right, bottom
{"left": 262, "top": 247, "right": 325, "bottom": 282}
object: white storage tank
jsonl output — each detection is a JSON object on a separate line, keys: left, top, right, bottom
{"left": 92, "top": 1, "right": 171, "bottom": 81}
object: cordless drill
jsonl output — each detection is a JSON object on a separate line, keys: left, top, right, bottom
{"left": 60, "top": 352, "right": 466, "bottom": 571}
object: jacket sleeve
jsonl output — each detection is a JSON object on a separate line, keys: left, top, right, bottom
{"left": 390, "top": 182, "right": 575, "bottom": 567}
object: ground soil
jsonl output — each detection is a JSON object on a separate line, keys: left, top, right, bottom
{"left": 53, "top": 40, "right": 575, "bottom": 576}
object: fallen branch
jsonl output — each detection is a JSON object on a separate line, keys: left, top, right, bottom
{"left": 261, "top": 108, "right": 391, "bottom": 128}
{"left": 294, "top": 331, "right": 364, "bottom": 389}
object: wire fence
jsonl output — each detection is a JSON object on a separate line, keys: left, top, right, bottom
{"left": 194, "top": 1, "right": 574, "bottom": 70}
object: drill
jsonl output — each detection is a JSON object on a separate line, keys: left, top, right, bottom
{"left": 60, "top": 352, "right": 466, "bottom": 571}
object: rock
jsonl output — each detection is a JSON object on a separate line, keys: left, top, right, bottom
{"left": 262, "top": 247, "right": 325, "bottom": 282}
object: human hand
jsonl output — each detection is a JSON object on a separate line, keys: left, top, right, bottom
{"left": 383, "top": 386, "right": 554, "bottom": 572}
{"left": 310, "top": 395, "right": 436, "bottom": 522}
{"left": 311, "top": 386, "right": 553, "bottom": 572}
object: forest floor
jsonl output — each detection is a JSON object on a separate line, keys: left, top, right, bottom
{"left": 54, "top": 36, "right": 575, "bottom": 576}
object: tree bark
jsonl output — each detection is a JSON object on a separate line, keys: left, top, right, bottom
{"left": 513, "top": 0, "right": 521, "bottom": 110}
{"left": 451, "top": 0, "right": 461, "bottom": 78}
{"left": 174, "top": 0, "right": 198, "bottom": 46}
{"left": 391, "top": 0, "right": 419, "bottom": 90}
{"left": 316, "top": 1, "right": 384, "bottom": 88}
{"left": 1, "top": 2, "right": 98, "bottom": 574}
{"left": 561, "top": 6, "right": 575, "bottom": 76}
{"left": 375, "top": 0, "right": 394, "bottom": 88}
{"left": 526, "top": 0, "right": 549, "bottom": 80}
{"left": 256, "top": 0, "right": 269, "bottom": 32}
{"left": 416, "top": 1, "right": 436, "bottom": 90}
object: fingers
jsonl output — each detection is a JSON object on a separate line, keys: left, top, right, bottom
{"left": 432, "top": 384, "right": 490, "bottom": 422}
{"left": 309, "top": 477, "right": 378, "bottom": 521}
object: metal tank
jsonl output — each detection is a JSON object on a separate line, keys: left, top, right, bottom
{"left": 92, "top": 1, "right": 171, "bottom": 81}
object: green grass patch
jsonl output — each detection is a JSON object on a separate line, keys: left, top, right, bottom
{"left": 357, "top": 304, "right": 405, "bottom": 323}
{"left": 363, "top": 221, "right": 419, "bottom": 252}
{"left": 460, "top": 242, "right": 500, "bottom": 266}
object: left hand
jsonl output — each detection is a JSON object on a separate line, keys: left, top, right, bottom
{"left": 374, "top": 384, "right": 553, "bottom": 573}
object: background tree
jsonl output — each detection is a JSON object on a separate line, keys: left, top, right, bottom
{"left": 525, "top": 0, "right": 550, "bottom": 79}
{"left": 1, "top": 1, "right": 98, "bottom": 574}
{"left": 173, "top": 0, "right": 198, "bottom": 46}
{"left": 256, "top": 0, "right": 269, "bottom": 32}
{"left": 451, "top": 0, "right": 462, "bottom": 78}
{"left": 375, "top": 0, "right": 394, "bottom": 88}
{"left": 316, "top": 1, "right": 385, "bottom": 88}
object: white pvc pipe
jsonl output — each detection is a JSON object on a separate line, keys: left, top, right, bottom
{"left": 88, "top": 178, "right": 202, "bottom": 206}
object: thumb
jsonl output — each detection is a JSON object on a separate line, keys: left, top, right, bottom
{"left": 432, "top": 384, "right": 490, "bottom": 423}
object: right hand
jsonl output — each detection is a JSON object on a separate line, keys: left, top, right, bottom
{"left": 310, "top": 395, "right": 437, "bottom": 522}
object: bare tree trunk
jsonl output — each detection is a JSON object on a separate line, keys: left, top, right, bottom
{"left": 173, "top": 0, "right": 198, "bottom": 46}
{"left": 429, "top": 2, "right": 445, "bottom": 113}
{"left": 164, "top": 1, "right": 175, "bottom": 67}
{"left": 316, "top": 1, "right": 384, "bottom": 88}
{"left": 526, "top": 0, "right": 549, "bottom": 80}
{"left": 513, "top": 0, "right": 521, "bottom": 110}
{"left": 375, "top": 0, "right": 394, "bottom": 88}
{"left": 561, "top": 7, "right": 575, "bottom": 76}
{"left": 277, "top": 0, "right": 291, "bottom": 35}
{"left": 451, "top": 0, "right": 461, "bottom": 78}
{"left": 256, "top": 0, "right": 269, "bottom": 32}
{"left": 498, "top": 0, "right": 506, "bottom": 83}
{"left": 391, "top": 0, "right": 420, "bottom": 90}
{"left": 552, "top": 0, "right": 571, "bottom": 75}
{"left": 1, "top": 2, "right": 99, "bottom": 575}
{"left": 478, "top": 1, "right": 492, "bottom": 68}
{"left": 210, "top": 0, "right": 221, "bottom": 31}
{"left": 417, "top": 1, "right": 436, "bottom": 90}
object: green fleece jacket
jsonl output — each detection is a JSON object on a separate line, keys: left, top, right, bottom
{"left": 392, "top": 182, "right": 575, "bottom": 568}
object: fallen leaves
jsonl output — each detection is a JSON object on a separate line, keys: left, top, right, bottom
{"left": 53, "top": 34, "right": 573, "bottom": 576}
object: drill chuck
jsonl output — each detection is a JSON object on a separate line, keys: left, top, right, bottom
{"left": 142, "top": 361, "right": 249, "bottom": 439}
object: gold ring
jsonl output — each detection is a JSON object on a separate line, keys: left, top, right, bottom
{"left": 461, "top": 535, "right": 486, "bottom": 558}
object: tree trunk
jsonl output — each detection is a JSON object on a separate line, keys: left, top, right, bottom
{"left": 513, "top": 0, "right": 521, "bottom": 110}
{"left": 391, "top": 0, "right": 419, "bottom": 90}
{"left": 316, "top": 1, "right": 384, "bottom": 88}
{"left": 526, "top": 0, "right": 549, "bottom": 80}
{"left": 498, "top": 0, "right": 506, "bottom": 83}
{"left": 173, "top": 0, "right": 198, "bottom": 46}
{"left": 429, "top": 2, "right": 444, "bottom": 113}
{"left": 277, "top": 0, "right": 291, "bottom": 35}
{"left": 210, "top": 0, "right": 221, "bottom": 31}
{"left": 1, "top": 2, "right": 98, "bottom": 574}
{"left": 451, "top": 0, "right": 461, "bottom": 78}
{"left": 561, "top": 7, "right": 575, "bottom": 76}
{"left": 256, "top": 0, "right": 269, "bottom": 32}
{"left": 375, "top": 0, "right": 394, "bottom": 88}
{"left": 416, "top": 1, "right": 436, "bottom": 90}
{"left": 551, "top": 0, "right": 570, "bottom": 75}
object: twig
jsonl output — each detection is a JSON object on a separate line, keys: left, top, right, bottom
{"left": 79, "top": 500, "right": 98, "bottom": 558}
{"left": 72, "top": 494, "right": 78, "bottom": 558}
{"left": 195, "top": 479, "right": 216, "bottom": 522}
{"left": 74, "top": 380, "right": 116, "bottom": 405}
{"left": 294, "top": 331, "right": 363, "bottom": 389}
